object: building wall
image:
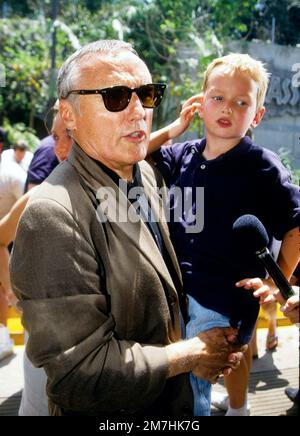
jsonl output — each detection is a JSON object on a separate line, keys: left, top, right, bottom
{"left": 177, "top": 40, "right": 300, "bottom": 171}
{"left": 227, "top": 40, "right": 300, "bottom": 169}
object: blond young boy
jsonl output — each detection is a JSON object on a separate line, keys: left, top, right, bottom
{"left": 149, "top": 53, "right": 300, "bottom": 416}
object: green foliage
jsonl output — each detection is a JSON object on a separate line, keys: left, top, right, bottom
{"left": 2, "top": 119, "right": 40, "bottom": 152}
{"left": 251, "top": 0, "right": 300, "bottom": 46}
{"left": 205, "top": 0, "right": 259, "bottom": 39}
{"left": 0, "top": 3, "right": 123, "bottom": 128}
{"left": 278, "top": 148, "right": 300, "bottom": 185}
{"left": 0, "top": 0, "right": 299, "bottom": 135}
{"left": 0, "top": 18, "right": 50, "bottom": 125}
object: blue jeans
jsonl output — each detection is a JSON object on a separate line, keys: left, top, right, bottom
{"left": 186, "top": 295, "right": 231, "bottom": 416}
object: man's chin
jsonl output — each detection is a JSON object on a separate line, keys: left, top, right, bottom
{"left": 127, "top": 143, "right": 148, "bottom": 163}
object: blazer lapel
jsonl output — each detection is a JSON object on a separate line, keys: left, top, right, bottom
{"left": 68, "top": 144, "right": 180, "bottom": 294}
{"left": 140, "top": 163, "right": 183, "bottom": 285}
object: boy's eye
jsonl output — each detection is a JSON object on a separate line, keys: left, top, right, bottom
{"left": 236, "top": 100, "right": 248, "bottom": 107}
{"left": 212, "top": 96, "right": 223, "bottom": 101}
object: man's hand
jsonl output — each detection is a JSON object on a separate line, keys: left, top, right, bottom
{"left": 192, "top": 327, "right": 246, "bottom": 383}
{"left": 165, "top": 326, "right": 246, "bottom": 383}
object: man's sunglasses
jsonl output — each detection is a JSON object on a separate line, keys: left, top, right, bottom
{"left": 64, "top": 83, "right": 167, "bottom": 112}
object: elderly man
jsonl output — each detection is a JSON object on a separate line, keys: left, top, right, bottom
{"left": 11, "top": 40, "right": 244, "bottom": 417}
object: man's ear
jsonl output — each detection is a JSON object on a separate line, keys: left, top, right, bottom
{"left": 251, "top": 106, "right": 266, "bottom": 128}
{"left": 59, "top": 100, "right": 77, "bottom": 131}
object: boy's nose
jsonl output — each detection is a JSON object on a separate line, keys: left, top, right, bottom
{"left": 222, "top": 105, "right": 232, "bottom": 115}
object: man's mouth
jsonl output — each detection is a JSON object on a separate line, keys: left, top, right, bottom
{"left": 124, "top": 131, "right": 146, "bottom": 141}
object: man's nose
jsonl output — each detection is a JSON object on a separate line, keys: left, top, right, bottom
{"left": 128, "top": 93, "right": 146, "bottom": 120}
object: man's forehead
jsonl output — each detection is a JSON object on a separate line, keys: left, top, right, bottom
{"left": 77, "top": 51, "right": 151, "bottom": 87}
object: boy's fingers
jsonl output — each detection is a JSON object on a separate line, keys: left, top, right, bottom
{"left": 181, "top": 94, "right": 203, "bottom": 108}
{"left": 180, "top": 103, "right": 202, "bottom": 117}
{"left": 253, "top": 285, "right": 271, "bottom": 297}
{"left": 236, "top": 277, "right": 264, "bottom": 289}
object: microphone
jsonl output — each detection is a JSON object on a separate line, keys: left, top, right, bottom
{"left": 233, "top": 214, "right": 295, "bottom": 300}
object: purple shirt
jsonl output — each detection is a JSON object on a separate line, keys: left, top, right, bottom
{"left": 26, "top": 136, "right": 59, "bottom": 189}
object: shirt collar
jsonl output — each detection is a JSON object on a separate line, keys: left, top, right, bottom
{"left": 94, "top": 157, "right": 142, "bottom": 189}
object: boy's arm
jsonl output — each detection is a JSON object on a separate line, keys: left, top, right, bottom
{"left": 237, "top": 227, "right": 300, "bottom": 306}
{"left": 148, "top": 94, "right": 202, "bottom": 155}
{"left": 277, "top": 226, "right": 300, "bottom": 281}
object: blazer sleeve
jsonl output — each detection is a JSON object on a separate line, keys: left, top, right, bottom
{"left": 10, "top": 198, "right": 169, "bottom": 414}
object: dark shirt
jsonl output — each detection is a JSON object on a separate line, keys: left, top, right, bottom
{"left": 95, "top": 159, "right": 188, "bottom": 324}
{"left": 25, "top": 135, "right": 59, "bottom": 190}
{"left": 153, "top": 136, "right": 300, "bottom": 343}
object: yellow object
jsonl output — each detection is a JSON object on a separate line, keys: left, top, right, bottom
{"left": 257, "top": 303, "right": 292, "bottom": 328}
{"left": 6, "top": 302, "right": 291, "bottom": 346}
{"left": 7, "top": 306, "right": 24, "bottom": 345}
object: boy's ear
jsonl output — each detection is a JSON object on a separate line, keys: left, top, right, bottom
{"left": 59, "top": 100, "right": 77, "bottom": 131}
{"left": 251, "top": 106, "right": 266, "bottom": 128}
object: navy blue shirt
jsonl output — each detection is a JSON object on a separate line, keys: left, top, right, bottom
{"left": 94, "top": 159, "right": 188, "bottom": 323}
{"left": 153, "top": 136, "right": 300, "bottom": 343}
{"left": 26, "top": 135, "right": 59, "bottom": 190}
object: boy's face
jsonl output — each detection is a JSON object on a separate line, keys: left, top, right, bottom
{"left": 199, "top": 66, "right": 265, "bottom": 147}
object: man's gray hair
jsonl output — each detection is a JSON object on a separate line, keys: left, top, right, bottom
{"left": 57, "top": 40, "right": 138, "bottom": 100}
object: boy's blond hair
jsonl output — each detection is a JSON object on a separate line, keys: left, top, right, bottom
{"left": 203, "top": 53, "right": 270, "bottom": 109}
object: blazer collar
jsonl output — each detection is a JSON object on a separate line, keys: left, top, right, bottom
{"left": 67, "top": 143, "right": 182, "bottom": 294}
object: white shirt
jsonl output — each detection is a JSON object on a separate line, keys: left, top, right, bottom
{"left": 0, "top": 160, "right": 26, "bottom": 219}
{"left": 1, "top": 148, "right": 33, "bottom": 172}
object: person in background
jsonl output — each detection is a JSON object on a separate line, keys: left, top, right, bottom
{"left": 0, "top": 192, "right": 31, "bottom": 349}
{"left": 25, "top": 135, "right": 57, "bottom": 192}
{"left": 0, "top": 133, "right": 27, "bottom": 361}
{"left": 0, "top": 188, "right": 49, "bottom": 415}
{"left": 0, "top": 146, "right": 26, "bottom": 220}
{"left": 25, "top": 101, "right": 72, "bottom": 192}
{"left": 1, "top": 139, "right": 33, "bottom": 173}
{"left": 10, "top": 39, "right": 245, "bottom": 416}
{"left": 0, "top": 107, "right": 72, "bottom": 411}
{"left": 148, "top": 53, "right": 300, "bottom": 416}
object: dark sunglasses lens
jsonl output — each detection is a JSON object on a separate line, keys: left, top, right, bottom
{"left": 103, "top": 87, "right": 131, "bottom": 112}
{"left": 138, "top": 84, "right": 165, "bottom": 108}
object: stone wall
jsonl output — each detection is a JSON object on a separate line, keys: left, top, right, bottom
{"left": 177, "top": 40, "right": 300, "bottom": 171}
{"left": 228, "top": 40, "right": 300, "bottom": 170}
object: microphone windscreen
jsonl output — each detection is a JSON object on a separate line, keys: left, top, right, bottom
{"left": 232, "top": 214, "right": 269, "bottom": 253}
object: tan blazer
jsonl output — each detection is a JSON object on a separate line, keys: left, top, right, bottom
{"left": 11, "top": 143, "right": 192, "bottom": 416}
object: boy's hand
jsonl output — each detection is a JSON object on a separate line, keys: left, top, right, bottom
{"left": 236, "top": 277, "right": 280, "bottom": 303}
{"left": 280, "top": 293, "right": 299, "bottom": 324}
{"left": 168, "top": 94, "right": 202, "bottom": 140}
{"left": 236, "top": 277, "right": 299, "bottom": 324}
